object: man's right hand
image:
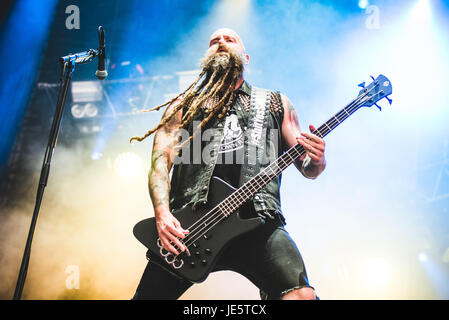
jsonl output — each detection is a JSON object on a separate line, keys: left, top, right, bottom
{"left": 155, "top": 209, "right": 189, "bottom": 255}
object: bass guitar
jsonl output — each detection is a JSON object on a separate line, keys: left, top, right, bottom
{"left": 133, "top": 74, "right": 393, "bottom": 283}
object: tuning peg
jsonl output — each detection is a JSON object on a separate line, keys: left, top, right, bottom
{"left": 385, "top": 96, "right": 393, "bottom": 105}
{"left": 374, "top": 103, "right": 382, "bottom": 111}
{"left": 370, "top": 75, "right": 376, "bottom": 81}
{"left": 358, "top": 82, "right": 365, "bottom": 88}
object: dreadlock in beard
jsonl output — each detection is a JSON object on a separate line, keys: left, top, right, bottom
{"left": 129, "top": 43, "right": 246, "bottom": 147}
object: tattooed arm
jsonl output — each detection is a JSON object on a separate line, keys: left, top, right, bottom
{"left": 280, "top": 94, "right": 326, "bottom": 179}
{"left": 148, "top": 100, "right": 189, "bottom": 254}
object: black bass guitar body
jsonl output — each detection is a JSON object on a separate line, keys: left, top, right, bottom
{"left": 133, "top": 176, "right": 264, "bottom": 283}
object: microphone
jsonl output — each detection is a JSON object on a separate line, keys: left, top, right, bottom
{"left": 95, "top": 26, "right": 108, "bottom": 80}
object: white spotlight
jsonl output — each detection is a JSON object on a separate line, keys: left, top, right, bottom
{"left": 410, "top": 0, "right": 431, "bottom": 23}
{"left": 71, "top": 103, "right": 98, "bottom": 119}
{"left": 363, "top": 257, "right": 392, "bottom": 289}
{"left": 418, "top": 252, "right": 428, "bottom": 262}
{"left": 84, "top": 103, "right": 99, "bottom": 117}
{"left": 71, "top": 104, "right": 84, "bottom": 118}
{"left": 358, "top": 0, "right": 369, "bottom": 9}
{"left": 91, "top": 151, "right": 103, "bottom": 160}
{"left": 113, "top": 152, "right": 144, "bottom": 179}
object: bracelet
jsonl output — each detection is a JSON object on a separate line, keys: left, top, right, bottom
{"left": 300, "top": 155, "right": 316, "bottom": 179}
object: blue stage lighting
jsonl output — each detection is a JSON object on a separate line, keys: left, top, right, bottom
{"left": 0, "top": 0, "right": 58, "bottom": 168}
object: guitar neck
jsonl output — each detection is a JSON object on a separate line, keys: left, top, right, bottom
{"left": 217, "top": 94, "right": 363, "bottom": 216}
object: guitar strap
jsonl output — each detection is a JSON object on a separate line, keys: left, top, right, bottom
{"left": 238, "top": 86, "right": 272, "bottom": 185}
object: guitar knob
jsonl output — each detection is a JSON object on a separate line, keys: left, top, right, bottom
{"left": 190, "top": 262, "right": 195, "bottom": 268}
{"left": 205, "top": 248, "right": 212, "bottom": 255}
{"left": 201, "top": 259, "right": 207, "bottom": 266}
{"left": 195, "top": 251, "right": 201, "bottom": 258}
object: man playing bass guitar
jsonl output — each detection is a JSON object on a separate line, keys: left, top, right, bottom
{"left": 131, "top": 28, "right": 326, "bottom": 300}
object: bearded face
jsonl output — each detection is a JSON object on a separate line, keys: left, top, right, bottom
{"left": 200, "top": 43, "right": 245, "bottom": 78}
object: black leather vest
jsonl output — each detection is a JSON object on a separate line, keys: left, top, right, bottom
{"left": 169, "top": 82, "right": 286, "bottom": 223}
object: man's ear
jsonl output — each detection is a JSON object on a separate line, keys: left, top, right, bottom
{"left": 244, "top": 53, "right": 250, "bottom": 65}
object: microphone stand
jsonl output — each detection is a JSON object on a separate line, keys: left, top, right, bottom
{"left": 13, "top": 31, "right": 104, "bottom": 300}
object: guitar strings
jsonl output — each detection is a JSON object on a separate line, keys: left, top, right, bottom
{"left": 168, "top": 84, "right": 379, "bottom": 256}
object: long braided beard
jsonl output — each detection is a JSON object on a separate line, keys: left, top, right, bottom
{"left": 129, "top": 44, "right": 245, "bottom": 148}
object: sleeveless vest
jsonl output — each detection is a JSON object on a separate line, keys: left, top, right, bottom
{"left": 169, "top": 81, "right": 286, "bottom": 223}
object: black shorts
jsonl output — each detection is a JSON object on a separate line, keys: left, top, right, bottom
{"left": 132, "top": 218, "right": 313, "bottom": 300}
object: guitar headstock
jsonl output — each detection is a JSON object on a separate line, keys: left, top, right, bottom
{"left": 357, "top": 74, "right": 393, "bottom": 111}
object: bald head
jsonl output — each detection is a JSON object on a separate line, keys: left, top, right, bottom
{"left": 209, "top": 28, "right": 246, "bottom": 52}
{"left": 207, "top": 28, "right": 249, "bottom": 68}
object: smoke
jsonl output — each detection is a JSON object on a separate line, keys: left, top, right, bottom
{"left": 0, "top": 139, "right": 150, "bottom": 299}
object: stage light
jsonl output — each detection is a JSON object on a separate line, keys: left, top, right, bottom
{"left": 113, "top": 152, "right": 144, "bottom": 179}
{"left": 410, "top": 0, "right": 431, "bottom": 23}
{"left": 71, "top": 104, "right": 84, "bottom": 118}
{"left": 418, "top": 250, "right": 449, "bottom": 298}
{"left": 210, "top": 0, "right": 252, "bottom": 31}
{"left": 71, "top": 103, "right": 99, "bottom": 119}
{"left": 358, "top": 0, "right": 369, "bottom": 9}
{"left": 418, "top": 252, "right": 428, "bottom": 262}
{"left": 79, "top": 125, "right": 89, "bottom": 134}
{"left": 84, "top": 103, "right": 99, "bottom": 118}
{"left": 71, "top": 81, "right": 103, "bottom": 103}
{"left": 363, "top": 257, "right": 392, "bottom": 288}
{"left": 91, "top": 151, "right": 102, "bottom": 160}
{"left": 378, "top": 0, "right": 448, "bottom": 119}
